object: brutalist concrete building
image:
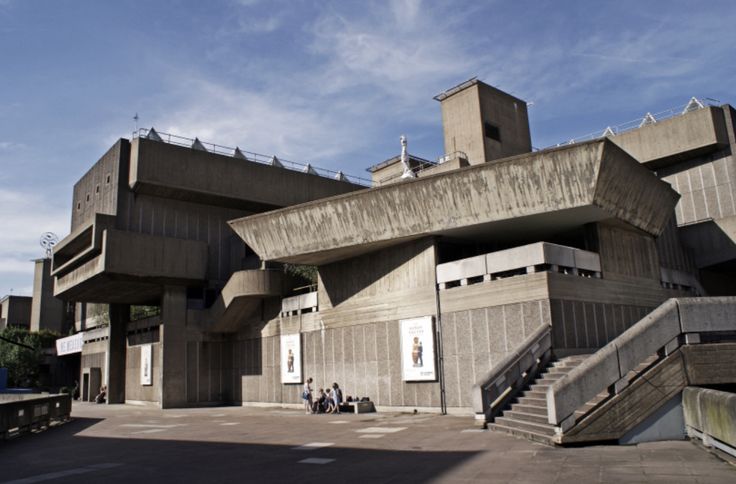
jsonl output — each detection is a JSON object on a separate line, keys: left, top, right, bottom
{"left": 52, "top": 79, "right": 736, "bottom": 444}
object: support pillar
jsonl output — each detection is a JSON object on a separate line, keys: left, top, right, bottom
{"left": 106, "top": 304, "right": 129, "bottom": 404}
{"left": 160, "top": 286, "right": 188, "bottom": 408}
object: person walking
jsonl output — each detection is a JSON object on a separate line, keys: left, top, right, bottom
{"left": 303, "top": 377, "right": 313, "bottom": 414}
{"left": 332, "top": 382, "right": 343, "bottom": 414}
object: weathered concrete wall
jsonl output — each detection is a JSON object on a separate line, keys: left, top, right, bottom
{"left": 610, "top": 106, "right": 729, "bottom": 167}
{"left": 683, "top": 387, "right": 736, "bottom": 450}
{"left": 595, "top": 222, "right": 660, "bottom": 282}
{"left": 318, "top": 239, "right": 437, "bottom": 328}
{"left": 116, "top": 193, "right": 251, "bottom": 284}
{"left": 0, "top": 296, "right": 32, "bottom": 329}
{"left": 71, "top": 139, "right": 128, "bottom": 231}
{"left": 125, "top": 339, "right": 161, "bottom": 403}
{"left": 232, "top": 140, "right": 678, "bottom": 265}
{"left": 129, "top": 138, "right": 364, "bottom": 211}
{"left": 440, "top": 83, "right": 484, "bottom": 164}
{"left": 30, "top": 259, "right": 66, "bottom": 333}
{"left": 476, "top": 82, "right": 532, "bottom": 163}
{"left": 656, "top": 218, "right": 697, "bottom": 274}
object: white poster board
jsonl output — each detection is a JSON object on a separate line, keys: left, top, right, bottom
{"left": 400, "top": 316, "right": 436, "bottom": 381}
{"left": 140, "top": 344, "right": 152, "bottom": 386}
{"left": 280, "top": 333, "right": 302, "bottom": 384}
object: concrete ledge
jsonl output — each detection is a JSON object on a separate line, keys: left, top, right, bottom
{"left": 678, "top": 297, "right": 736, "bottom": 333}
{"left": 683, "top": 387, "right": 736, "bottom": 452}
{"left": 615, "top": 298, "right": 681, "bottom": 375}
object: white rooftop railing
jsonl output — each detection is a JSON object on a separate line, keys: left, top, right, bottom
{"left": 133, "top": 128, "right": 373, "bottom": 187}
{"left": 547, "top": 97, "right": 719, "bottom": 149}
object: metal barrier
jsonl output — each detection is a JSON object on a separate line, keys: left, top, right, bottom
{"left": 0, "top": 393, "right": 72, "bottom": 439}
{"left": 472, "top": 324, "right": 552, "bottom": 423}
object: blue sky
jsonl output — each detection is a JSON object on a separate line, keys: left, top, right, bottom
{"left": 1, "top": 0, "right": 735, "bottom": 297}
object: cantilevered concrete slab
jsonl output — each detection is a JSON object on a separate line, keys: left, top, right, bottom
{"left": 229, "top": 139, "right": 679, "bottom": 265}
{"left": 129, "top": 137, "right": 365, "bottom": 211}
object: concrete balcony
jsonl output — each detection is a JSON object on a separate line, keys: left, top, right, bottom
{"left": 281, "top": 291, "right": 318, "bottom": 316}
{"left": 610, "top": 106, "right": 729, "bottom": 169}
{"left": 53, "top": 228, "right": 207, "bottom": 304}
{"left": 229, "top": 139, "right": 679, "bottom": 265}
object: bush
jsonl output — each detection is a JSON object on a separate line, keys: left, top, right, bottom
{"left": 0, "top": 327, "right": 59, "bottom": 388}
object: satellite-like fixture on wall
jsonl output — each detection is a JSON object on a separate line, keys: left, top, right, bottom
{"left": 146, "top": 127, "right": 163, "bottom": 142}
{"left": 639, "top": 112, "right": 657, "bottom": 128}
{"left": 40, "top": 232, "right": 59, "bottom": 259}
{"left": 400, "top": 135, "right": 416, "bottom": 179}
{"left": 682, "top": 97, "right": 704, "bottom": 114}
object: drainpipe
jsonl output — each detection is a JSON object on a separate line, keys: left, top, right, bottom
{"left": 433, "top": 241, "right": 447, "bottom": 415}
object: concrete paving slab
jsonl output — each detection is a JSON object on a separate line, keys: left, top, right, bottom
{"left": 0, "top": 403, "right": 733, "bottom": 483}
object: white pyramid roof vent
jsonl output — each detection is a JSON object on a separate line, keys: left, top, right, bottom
{"left": 639, "top": 112, "right": 657, "bottom": 127}
{"left": 303, "top": 163, "right": 318, "bottom": 175}
{"left": 682, "top": 97, "right": 704, "bottom": 114}
{"left": 335, "top": 171, "right": 346, "bottom": 181}
{"left": 602, "top": 126, "right": 615, "bottom": 137}
{"left": 233, "top": 147, "right": 248, "bottom": 160}
{"left": 146, "top": 127, "right": 163, "bottom": 142}
{"left": 191, "top": 138, "right": 208, "bottom": 151}
{"left": 270, "top": 156, "right": 284, "bottom": 168}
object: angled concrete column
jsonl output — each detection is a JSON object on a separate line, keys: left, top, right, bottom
{"left": 160, "top": 286, "right": 187, "bottom": 408}
{"left": 107, "top": 304, "right": 129, "bottom": 404}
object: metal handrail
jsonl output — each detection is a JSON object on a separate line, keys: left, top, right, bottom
{"left": 472, "top": 324, "right": 552, "bottom": 422}
{"left": 549, "top": 98, "right": 718, "bottom": 148}
{"left": 132, "top": 128, "right": 373, "bottom": 187}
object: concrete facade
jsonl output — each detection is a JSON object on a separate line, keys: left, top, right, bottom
{"left": 0, "top": 295, "right": 32, "bottom": 329}
{"left": 48, "top": 80, "right": 736, "bottom": 426}
{"left": 30, "top": 258, "right": 68, "bottom": 333}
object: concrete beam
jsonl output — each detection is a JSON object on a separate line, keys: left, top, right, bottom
{"left": 230, "top": 139, "right": 678, "bottom": 265}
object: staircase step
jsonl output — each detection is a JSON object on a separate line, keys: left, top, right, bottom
{"left": 503, "top": 410, "right": 549, "bottom": 425}
{"left": 494, "top": 416, "right": 556, "bottom": 437}
{"left": 514, "top": 396, "right": 546, "bottom": 407}
{"left": 512, "top": 403, "right": 548, "bottom": 416}
{"left": 538, "top": 371, "right": 567, "bottom": 380}
{"left": 536, "top": 378, "right": 561, "bottom": 386}
{"left": 529, "top": 383, "right": 551, "bottom": 392}
{"left": 488, "top": 422, "right": 555, "bottom": 446}
{"left": 520, "top": 390, "right": 546, "bottom": 399}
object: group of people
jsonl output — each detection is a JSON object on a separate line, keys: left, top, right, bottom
{"left": 302, "top": 377, "right": 342, "bottom": 414}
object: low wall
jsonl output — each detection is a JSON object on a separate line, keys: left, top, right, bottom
{"left": 0, "top": 394, "right": 72, "bottom": 439}
{"left": 683, "top": 386, "right": 736, "bottom": 455}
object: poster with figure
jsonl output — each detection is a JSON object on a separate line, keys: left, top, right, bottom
{"left": 280, "top": 333, "right": 302, "bottom": 384}
{"left": 140, "top": 344, "right": 152, "bottom": 385}
{"left": 400, "top": 316, "right": 436, "bottom": 381}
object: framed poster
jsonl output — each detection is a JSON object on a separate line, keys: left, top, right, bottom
{"left": 280, "top": 333, "right": 302, "bottom": 384}
{"left": 400, "top": 316, "right": 436, "bottom": 381}
{"left": 140, "top": 344, "right": 152, "bottom": 386}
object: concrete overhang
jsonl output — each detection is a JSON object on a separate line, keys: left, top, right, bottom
{"left": 229, "top": 139, "right": 679, "bottom": 265}
{"left": 609, "top": 106, "right": 729, "bottom": 169}
{"left": 53, "top": 229, "right": 207, "bottom": 303}
{"left": 193, "top": 269, "right": 292, "bottom": 333}
{"left": 129, "top": 138, "right": 365, "bottom": 212}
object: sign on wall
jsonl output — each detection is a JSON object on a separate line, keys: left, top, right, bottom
{"left": 280, "top": 333, "right": 302, "bottom": 384}
{"left": 400, "top": 316, "right": 437, "bottom": 381}
{"left": 140, "top": 344, "right": 152, "bottom": 386}
{"left": 56, "top": 333, "right": 84, "bottom": 356}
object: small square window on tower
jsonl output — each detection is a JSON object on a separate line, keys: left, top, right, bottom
{"left": 484, "top": 122, "right": 501, "bottom": 142}
{"left": 106, "top": 174, "right": 111, "bottom": 184}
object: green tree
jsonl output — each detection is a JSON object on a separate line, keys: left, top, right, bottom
{"left": 0, "top": 327, "right": 59, "bottom": 388}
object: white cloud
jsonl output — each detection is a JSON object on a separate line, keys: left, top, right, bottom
{"left": 0, "top": 188, "right": 69, "bottom": 297}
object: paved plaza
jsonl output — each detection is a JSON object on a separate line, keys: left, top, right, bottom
{"left": 0, "top": 404, "right": 734, "bottom": 483}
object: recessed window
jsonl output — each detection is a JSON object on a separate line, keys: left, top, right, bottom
{"left": 106, "top": 174, "right": 111, "bottom": 184}
{"left": 86, "top": 194, "right": 90, "bottom": 202}
{"left": 95, "top": 185, "right": 100, "bottom": 193}
{"left": 484, "top": 122, "right": 501, "bottom": 142}
{"left": 76, "top": 202, "right": 81, "bottom": 210}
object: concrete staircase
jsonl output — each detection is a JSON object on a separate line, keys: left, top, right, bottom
{"left": 489, "top": 354, "right": 594, "bottom": 445}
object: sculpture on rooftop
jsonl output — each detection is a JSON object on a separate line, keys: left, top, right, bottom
{"left": 400, "top": 135, "right": 416, "bottom": 179}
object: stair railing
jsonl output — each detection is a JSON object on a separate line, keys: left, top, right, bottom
{"left": 546, "top": 297, "right": 736, "bottom": 433}
{"left": 472, "top": 324, "right": 552, "bottom": 424}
